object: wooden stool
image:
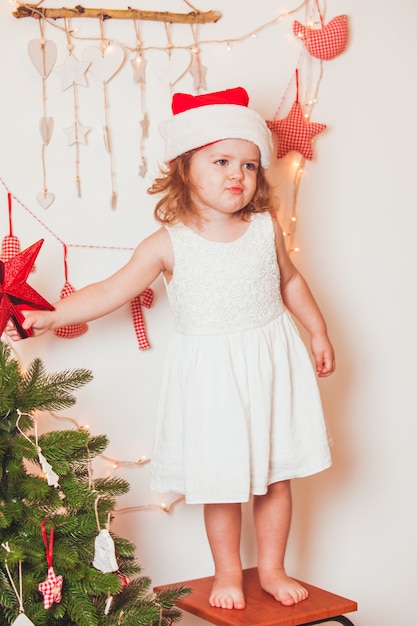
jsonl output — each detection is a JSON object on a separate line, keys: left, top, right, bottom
{"left": 155, "top": 567, "right": 357, "bottom": 626}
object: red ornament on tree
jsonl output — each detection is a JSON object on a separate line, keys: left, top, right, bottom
{"left": 38, "top": 521, "right": 63, "bottom": 610}
{"left": 0, "top": 239, "right": 54, "bottom": 338}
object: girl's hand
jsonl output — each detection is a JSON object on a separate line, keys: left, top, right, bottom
{"left": 5, "top": 310, "right": 55, "bottom": 341}
{"left": 311, "top": 334, "right": 335, "bottom": 377}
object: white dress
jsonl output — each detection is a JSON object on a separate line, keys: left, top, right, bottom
{"left": 150, "top": 212, "right": 331, "bottom": 504}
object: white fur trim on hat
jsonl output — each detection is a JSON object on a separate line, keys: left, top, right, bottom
{"left": 159, "top": 103, "right": 273, "bottom": 168}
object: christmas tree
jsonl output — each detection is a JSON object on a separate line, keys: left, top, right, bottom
{"left": 0, "top": 341, "right": 189, "bottom": 625}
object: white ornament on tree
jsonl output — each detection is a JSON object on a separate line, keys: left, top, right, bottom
{"left": 93, "top": 528, "right": 118, "bottom": 573}
{"left": 37, "top": 448, "right": 60, "bottom": 488}
{"left": 12, "top": 614, "right": 35, "bottom": 626}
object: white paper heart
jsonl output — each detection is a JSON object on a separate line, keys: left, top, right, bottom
{"left": 39, "top": 116, "right": 54, "bottom": 145}
{"left": 82, "top": 45, "right": 125, "bottom": 83}
{"left": 36, "top": 192, "right": 55, "bottom": 209}
{"left": 149, "top": 49, "right": 192, "bottom": 86}
{"left": 12, "top": 613, "right": 35, "bottom": 626}
{"left": 28, "top": 39, "right": 57, "bottom": 78}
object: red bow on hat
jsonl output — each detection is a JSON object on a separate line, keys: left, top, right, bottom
{"left": 172, "top": 87, "right": 249, "bottom": 114}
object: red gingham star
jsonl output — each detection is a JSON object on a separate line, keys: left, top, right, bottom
{"left": 267, "top": 100, "right": 326, "bottom": 161}
{"left": 38, "top": 566, "right": 63, "bottom": 610}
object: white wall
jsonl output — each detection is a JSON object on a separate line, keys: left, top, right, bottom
{"left": 1, "top": 2, "right": 416, "bottom": 625}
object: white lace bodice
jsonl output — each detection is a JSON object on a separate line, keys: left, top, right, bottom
{"left": 165, "top": 212, "right": 285, "bottom": 335}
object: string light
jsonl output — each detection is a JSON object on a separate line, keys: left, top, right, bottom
{"left": 116, "top": 496, "right": 185, "bottom": 516}
{"left": 7, "top": 401, "right": 184, "bottom": 516}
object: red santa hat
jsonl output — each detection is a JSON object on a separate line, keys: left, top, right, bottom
{"left": 159, "top": 87, "right": 273, "bottom": 168}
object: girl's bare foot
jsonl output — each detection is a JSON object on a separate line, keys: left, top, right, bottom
{"left": 209, "top": 570, "right": 246, "bottom": 609}
{"left": 259, "top": 568, "right": 308, "bottom": 606}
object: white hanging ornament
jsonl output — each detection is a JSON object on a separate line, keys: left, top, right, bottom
{"left": 131, "top": 53, "right": 147, "bottom": 84}
{"left": 28, "top": 39, "right": 57, "bottom": 78}
{"left": 190, "top": 60, "right": 207, "bottom": 91}
{"left": 148, "top": 49, "right": 192, "bottom": 87}
{"left": 82, "top": 44, "right": 125, "bottom": 83}
{"left": 36, "top": 192, "right": 55, "bottom": 209}
{"left": 54, "top": 54, "right": 90, "bottom": 90}
{"left": 93, "top": 529, "right": 118, "bottom": 573}
{"left": 37, "top": 448, "right": 59, "bottom": 488}
{"left": 39, "top": 116, "right": 54, "bottom": 145}
{"left": 12, "top": 614, "right": 35, "bottom": 626}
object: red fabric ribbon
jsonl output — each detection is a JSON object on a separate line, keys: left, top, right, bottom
{"left": 130, "top": 287, "right": 153, "bottom": 350}
{"left": 41, "top": 520, "right": 54, "bottom": 568}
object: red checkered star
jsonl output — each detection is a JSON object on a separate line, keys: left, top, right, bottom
{"left": 267, "top": 100, "right": 326, "bottom": 161}
{"left": 0, "top": 239, "right": 54, "bottom": 338}
{"left": 38, "top": 566, "right": 63, "bottom": 609}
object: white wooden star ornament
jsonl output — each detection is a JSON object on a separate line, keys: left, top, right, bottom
{"left": 131, "top": 53, "right": 147, "bottom": 83}
{"left": 63, "top": 121, "right": 91, "bottom": 146}
{"left": 54, "top": 54, "right": 90, "bottom": 90}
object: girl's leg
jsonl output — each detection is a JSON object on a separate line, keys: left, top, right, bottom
{"left": 204, "top": 502, "right": 245, "bottom": 609}
{"left": 253, "top": 480, "right": 308, "bottom": 606}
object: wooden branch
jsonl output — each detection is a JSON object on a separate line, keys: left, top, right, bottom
{"left": 12, "top": 4, "right": 222, "bottom": 24}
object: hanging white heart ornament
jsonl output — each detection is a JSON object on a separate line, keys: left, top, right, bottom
{"left": 12, "top": 614, "right": 35, "bottom": 626}
{"left": 82, "top": 45, "right": 125, "bottom": 83}
{"left": 28, "top": 39, "right": 57, "bottom": 78}
{"left": 149, "top": 49, "right": 192, "bottom": 86}
{"left": 39, "top": 117, "right": 54, "bottom": 145}
{"left": 36, "top": 192, "right": 55, "bottom": 209}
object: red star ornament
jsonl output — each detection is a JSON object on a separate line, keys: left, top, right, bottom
{"left": 267, "top": 101, "right": 327, "bottom": 161}
{"left": 38, "top": 566, "right": 63, "bottom": 609}
{"left": 0, "top": 239, "right": 54, "bottom": 338}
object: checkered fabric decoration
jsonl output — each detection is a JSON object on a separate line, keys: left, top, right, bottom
{"left": 131, "top": 287, "right": 153, "bottom": 350}
{"left": 267, "top": 100, "right": 326, "bottom": 160}
{"left": 1, "top": 193, "right": 36, "bottom": 271}
{"left": 1, "top": 234, "right": 20, "bottom": 261}
{"left": 38, "top": 566, "right": 63, "bottom": 610}
{"left": 293, "top": 15, "right": 348, "bottom": 61}
{"left": 53, "top": 281, "right": 89, "bottom": 339}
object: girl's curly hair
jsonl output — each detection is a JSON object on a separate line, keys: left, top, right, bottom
{"left": 148, "top": 150, "right": 276, "bottom": 225}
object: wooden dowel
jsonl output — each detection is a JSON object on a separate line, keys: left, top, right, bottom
{"left": 12, "top": 4, "right": 222, "bottom": 24}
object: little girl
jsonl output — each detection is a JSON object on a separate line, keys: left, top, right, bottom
{"left": 7, "top": 87, "right": 335, "bottom": 611}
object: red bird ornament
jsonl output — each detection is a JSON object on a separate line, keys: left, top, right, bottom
{"left": 0, "top": 239, "right": 54, "bottom": 338}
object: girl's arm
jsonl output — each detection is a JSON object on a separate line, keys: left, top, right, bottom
{"left": 272, "top": 214, "right": 335, "bottom": 377}
{"left": 6, "top": 227, "right": 172, "bottom": 340}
